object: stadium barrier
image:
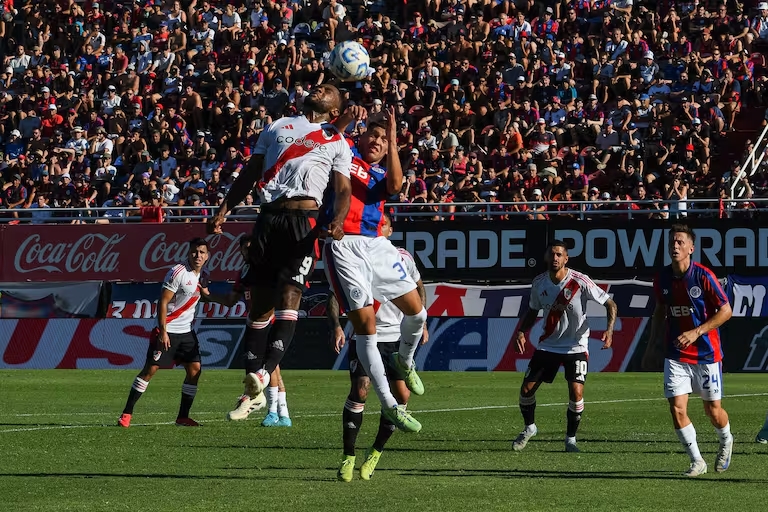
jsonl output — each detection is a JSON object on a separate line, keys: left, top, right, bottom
{"left": 0, "top": 218, "right": 764, "bottom": 282}
{"left": 2, "top": 280, "right": 766, "bottom": 373}
{"left": 0, "top": 197, "right": 766, "bottom": 224}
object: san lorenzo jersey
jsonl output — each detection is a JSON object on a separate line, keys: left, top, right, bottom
{"left": 254, "top": 115, "right": 352, "bottom": 207}
{"left": 654, "top": 262, "right": 728, "bottom": 364}
{"left": 374, "top": 248, "right": 422, "bottom": 343}
{"left": 529, "top": 269, "right": 610, "bottom": 354}
{"left": 162, "top": 264, "right": 206, "bottom": 334}
{"left": 322, "top": 138, "right": 389, "bottom": 237}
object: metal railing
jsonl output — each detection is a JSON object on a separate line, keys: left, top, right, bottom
{"left": 0, "top": 198, "right": 758, "bottom": 223}
{"left": 732, "top": 121, "right": 768, "bottom": 199}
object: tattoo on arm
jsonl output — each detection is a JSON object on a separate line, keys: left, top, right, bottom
{"left": 605, "top": 299, "right": 617, "bottom": 333}
{"left": 518, "top": 308, "right": 539, "bottom": 333}
{"left": 416, "top": 280, "right": 427, "bottom": 308}
{"left": 326, "top": 293, "right": 341, "bottom": 329}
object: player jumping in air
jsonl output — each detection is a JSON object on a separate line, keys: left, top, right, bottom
{"left": 643, "top": 224, "right": 734, "bottom": 477}
{"left": 512, "top": 240, "right": 618, "bottom": 453}
{"left": 207, "top": 84, "right": 353, "bottom": 415}
{"left": 201, "top": 236, "right": 291, "bottom": 427}
{"left": 327, "top": 211, "right": 428, "bottom": 482}
{"left": 323, "top": 106, "right": 427, "bottom": 434}
{"left": 118, "top": 238, "right": 212, "bottom": 428}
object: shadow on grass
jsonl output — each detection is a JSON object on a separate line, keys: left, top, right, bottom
{"left": 0, "top": 472, "right": 335, "bottom": 482}
{"left": 390, "top": 468, "right": 768, "bottom": 483}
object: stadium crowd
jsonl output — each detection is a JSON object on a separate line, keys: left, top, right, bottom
{"left": 1, "top": 0, "right": 768, "bottom": 224}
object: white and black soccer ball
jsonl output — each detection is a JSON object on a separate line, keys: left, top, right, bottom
{"left": 328, "top": 41, "right": 371, "bottom": 82}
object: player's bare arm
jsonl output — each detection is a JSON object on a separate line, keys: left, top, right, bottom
{"left": 602, "top": 298, "right": 617, "bottom": 349}
{"left": 332, "top": 105, "right": 367, "bottom": 132}
{"left": 514, "top": 307, "right": 540, "bottom": 354}
{"left": 384, "top": 106, "right": 403, "bottom": 195}
{"left": 416, "top": 279, "right": 429, "bottom": 345}
{"left": 327, "top": 171, "right": 351, "bottom": 240}
{"left": 643, "top": 302, "right": 667, "bottom": 370}
{"left": 200, "top": 287, "right": 243, "bottom": 307}
{"left": 326, "top": 292, "right": 345, "bottom": 353}
{"left": 676, "top": 302, "right": 732, "bottom": 349}
{"left": 157, "top": 288, "right": 174, "bottom": 350}
{"left": 207, "top": 154, "right": 265, "bottom": 234}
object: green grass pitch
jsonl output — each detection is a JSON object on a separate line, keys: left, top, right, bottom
{"left": 1, "top": 371, "right": 767, "bottom": 511}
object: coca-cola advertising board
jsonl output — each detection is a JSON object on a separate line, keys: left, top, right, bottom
{"left": 0, "top": 224, "right": 254, "bottom": 282}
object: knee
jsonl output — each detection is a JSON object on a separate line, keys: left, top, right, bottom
{"left": 520, "top": 383, "right": 536, "bottom": 398}
{"left": 350, "top": 379, "right": 370, "bottom": 402}
{"left": 403, "top": 306, "right": 427, "bottom": 327}
{"left": 187, "top": 365, "right": 202, "bottom": 382}
{"left": 669, "top": 402, "right": 686, "bottom": 419}
{"left": 703, "top": 401, "right": 721, "bottom": 419}
{"left": 279, "top": 286, "right": 303, "bottom": 310}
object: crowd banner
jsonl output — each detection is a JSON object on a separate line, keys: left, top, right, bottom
{"left": 1, "top": 220, "right": 766, "bottom": 282}
{"left": 0, "top": 282, "right": 102, "bottom": 318}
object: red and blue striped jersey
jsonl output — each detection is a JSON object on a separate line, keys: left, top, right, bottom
{"left": 653, "top": 262, "right": 729, "bottom": 364}
{"left": 322, "top": 138, "right": 389, "bottom": 237}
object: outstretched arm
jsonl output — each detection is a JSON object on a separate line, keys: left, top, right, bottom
{"left": 208, "top": 154, "right": 264, "bottom": 234}
{"left": 385, "top": 106, "right": 403, "bottom": 195}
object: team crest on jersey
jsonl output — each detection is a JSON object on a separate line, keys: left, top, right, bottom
{"left": 152, "top": 351, "right": 162, "bottom": 362}
{"left": 563, "top": 288, "right": 572, "bottom": 300}
{"left": 689, "top": 286, "right": 702, "bottom": 298}
{"left": 350, "top": 288, "right": 363, "bottom": 301}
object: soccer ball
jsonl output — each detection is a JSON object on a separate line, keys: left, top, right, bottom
{"left": 328, "top": 41, "right": 370, "bottom": 82}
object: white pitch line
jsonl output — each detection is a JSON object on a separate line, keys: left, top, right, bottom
{"left": 1, "top": 392, "right": 767, "bottom": 435}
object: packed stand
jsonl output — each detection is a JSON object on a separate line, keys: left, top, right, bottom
{"left": 0, "top": 0, "right": 766, "bottom": 223}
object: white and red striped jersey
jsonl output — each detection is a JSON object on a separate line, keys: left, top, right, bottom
{"left": 528, "top": 269, "right": 609, "bottom": 354}
{"left": 162, "top": 263, "right": 206, "bottom": 334}
{"left": 355, "top": 248, "right": 422, "bottom": 344}
{"left": 254, "top": 115, "right": 353, "bottom": 207}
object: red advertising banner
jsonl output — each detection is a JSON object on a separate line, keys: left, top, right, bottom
{"left": 0, "top": 223, "right": 254, "bottom": 282}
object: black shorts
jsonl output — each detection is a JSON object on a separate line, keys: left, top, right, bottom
{"left": 248, "top": 207, "right": 319, "bottom": 289}
{"left": 524, "top": 349, "right": 588, "bottom": 384}
{"left": 348, "top": 339, "right": 399, "bottom": 381}
{"left": 144, "top": 328, "right": 201, "bottom": 369}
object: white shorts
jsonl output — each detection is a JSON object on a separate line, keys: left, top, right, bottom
{"left": 323, "top": 235, "right": 417, "bottom": 313}
{"left": 664, "top": 359, "right": 723, "bottom": 401}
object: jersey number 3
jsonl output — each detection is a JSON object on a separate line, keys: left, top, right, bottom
{"left": 393, "top": 262, "right": 407, "bottom": 280}
{"left": 292, "top": 257, "right": 313, "bottom": 285}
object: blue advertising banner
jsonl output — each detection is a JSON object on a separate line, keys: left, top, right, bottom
{"left": 724, "top": 275, "right": 768, "bottom": 317}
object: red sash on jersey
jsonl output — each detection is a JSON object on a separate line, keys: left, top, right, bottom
{"left": 540, "top": 279, "right": 581, "bottom": 342}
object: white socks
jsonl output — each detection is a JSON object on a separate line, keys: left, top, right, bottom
{"left": 132, "top": 377, "right": 148, "bottom": 393}
{"left": 266, "top": 386, "right": 278, "bottom": 413}
{"left": 399, "top": 307, "right": 427, "bottom": 367}
{"left": 676, "top": 423, "right": 703, "bottom": 462}
{"left": 715, "top": 422, "right": 732, "bottom": 445}
{"left": 278, "top": 391, "right": 289, "bottom": 418}
{"left": 355, "top": 334, "right": 398, "bottom": 409}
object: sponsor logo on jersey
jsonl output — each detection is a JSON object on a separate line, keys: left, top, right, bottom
{"left": 669, "top": 305, "right": 693, "bottom": 317}
{"left": 275, "top": 135, "right": 328, "bottom": 152}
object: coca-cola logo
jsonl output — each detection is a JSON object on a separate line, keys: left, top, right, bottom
{"left": 14, "top": 234, "right": 124, "bottom": 274}
{"left": 139, "top": 232, "right": 245, "bottom": 273}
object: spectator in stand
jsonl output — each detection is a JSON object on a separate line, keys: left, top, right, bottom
{"left": 0, "top": 0, "right": 761, "bottom": 223}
